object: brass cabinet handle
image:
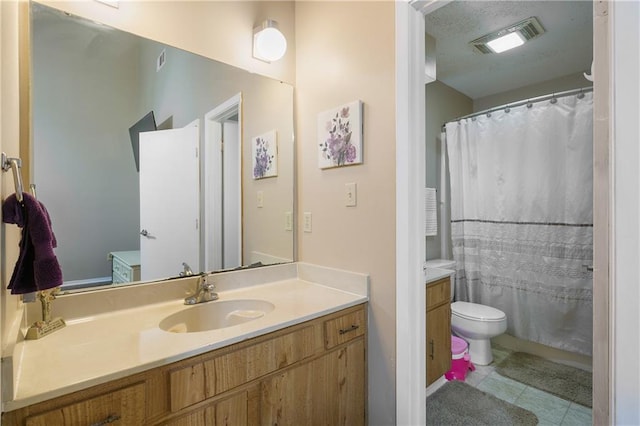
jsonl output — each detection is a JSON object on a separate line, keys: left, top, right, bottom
{"left": 429, "top": 339, "right": 435, "bottom": 360}
{"left": 91, "top": 414, "right": 121, "bottom": 426}
{"left": 339, "top": 324, "right": 360, "bottom": 335}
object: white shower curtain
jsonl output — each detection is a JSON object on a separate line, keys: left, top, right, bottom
{"left": 446, "top": 92, "right": 593, "bottom": 356}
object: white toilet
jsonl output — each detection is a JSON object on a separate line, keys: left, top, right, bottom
{"left": 425, "top": 259, "right": 507, "bottom": 366}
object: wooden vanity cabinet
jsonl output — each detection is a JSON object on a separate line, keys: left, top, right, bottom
{"left": 22, "top": 383, "right": 146, "bottom": 426}
{"left": 2, "top": 304, "right": 367, "bottom": 426}
{"left": 426, "top": 277, "right": 451, "bottom": 386}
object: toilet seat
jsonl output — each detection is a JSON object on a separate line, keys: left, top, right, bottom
{"left": 451, "top": 301, "right": 506, "bottom": 322}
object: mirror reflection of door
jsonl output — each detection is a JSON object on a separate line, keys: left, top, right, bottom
{"left": 139, "top": 121, "right": 200, "bottom": 281}
{"left": 204, "top": 95, "right": 243, "bottom": 271}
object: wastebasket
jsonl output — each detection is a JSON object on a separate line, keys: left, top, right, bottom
{"left": 444, "top": 335, "right": 475, "bottom": 381}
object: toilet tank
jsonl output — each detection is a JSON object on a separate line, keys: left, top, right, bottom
{"left": 425, "top": 259, "right": 456, "bottom": 300}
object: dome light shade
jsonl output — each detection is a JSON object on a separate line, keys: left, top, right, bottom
{"left": 253, "top": 20, "right": 287, "bottom": 63}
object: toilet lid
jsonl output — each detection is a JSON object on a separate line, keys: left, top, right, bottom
{"left": 451, "top": 301, "right": 506, "bottom": 322}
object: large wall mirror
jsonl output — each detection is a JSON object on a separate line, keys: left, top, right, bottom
{"left": 30, "top": 2, "right": 295, "bottom": 292}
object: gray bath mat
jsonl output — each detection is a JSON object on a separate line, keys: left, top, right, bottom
{"left": 495, "top": 352, "right": 592, "bottom": 408}
{"left": 426, "top": 381, "right": 538, "bottom": 425}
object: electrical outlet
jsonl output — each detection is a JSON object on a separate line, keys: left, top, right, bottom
{"left": 257, "top": 191, "right": 264, "bottom": 208}
{"left": 285, "top": 211, "right": 293, "bottom": 231}
{"left": 345, "top": 182, "right": 357, "bottom": 207}
{"left": 303, "top": 212, "right": 312, "bottom": 233}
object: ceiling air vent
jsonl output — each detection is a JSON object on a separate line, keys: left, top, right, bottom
{"left": 470, "top": 17, "right": 545, "bottom": 54}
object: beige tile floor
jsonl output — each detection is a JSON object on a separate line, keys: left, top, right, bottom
{"left": 463, "top": 345, "right": 593, "bottom": 425}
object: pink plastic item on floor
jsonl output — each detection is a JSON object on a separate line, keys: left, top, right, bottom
{"left": 445, "top": 335, "right": 475, "bottom": 382}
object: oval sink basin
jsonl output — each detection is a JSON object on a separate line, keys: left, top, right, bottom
{"left": 160, "top": 299, "right": 275, "bottom": 333}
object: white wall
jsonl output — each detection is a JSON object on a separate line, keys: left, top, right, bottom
{"left": 612, "top": 1, "right": 640, "bottom": 423}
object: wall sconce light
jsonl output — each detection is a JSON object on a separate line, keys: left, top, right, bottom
{"left": 253, "top": 19, "right": 287, "bottom": 63}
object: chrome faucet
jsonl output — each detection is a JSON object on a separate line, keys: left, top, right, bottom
{"left": 184, "top": 274, "right": 218, "bottom": 305}
{"left": 180, "top": 262, "right": 194, "bottom": 277}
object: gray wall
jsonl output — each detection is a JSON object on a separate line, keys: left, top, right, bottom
{"left": 33, "top": 24, "right": 143, "bottom": 282}
{"left": 425, "top": 80, "right": 472, "bottom": 260}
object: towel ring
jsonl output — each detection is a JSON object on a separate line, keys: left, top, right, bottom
{"left": 1, "top": 152, "right": 24, "bottom": 203}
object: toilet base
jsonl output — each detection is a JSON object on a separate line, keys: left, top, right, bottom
{"left": 465, "top": 337, "right": 494, "bottom": 365}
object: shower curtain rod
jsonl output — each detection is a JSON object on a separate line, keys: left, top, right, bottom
{"left": 441, "top": 86, "right": 594, "bottom": 131}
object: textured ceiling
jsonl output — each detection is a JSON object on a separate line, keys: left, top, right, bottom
{"left": 425, "top": 1, "right": 593, "bottom": 99}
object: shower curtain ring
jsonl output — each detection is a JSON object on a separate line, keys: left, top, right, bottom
{"left": 577, "top": 89, "right": 585, "bottom": 99}
{"left": 526, "top": 101, "right": 533, "bottom": 108}
{"left": 550, "top": 94, "right": 558, "bottom": 104}
{"left": 505, "top": 106, "right": 511, "bottom": 113}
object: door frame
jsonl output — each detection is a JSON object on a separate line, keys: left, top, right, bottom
{"left": 399, "top": 1, "right": 613, "bottom": 424}
{"left": 203, "top": 94, "right": 243, "bottom": 271}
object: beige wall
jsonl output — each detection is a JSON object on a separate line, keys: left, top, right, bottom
{"left": 3, "top": 1, "right": 400, "bottom": 421}
{"left": 295, "top": 2, "right": 396, "bottom": 424}
{"left": 474, "top": 71, "right": 593, "bottom": 112}
{"left": 1, "top": 0, "right": 24, "bottom": 353}
{"left": 425, "top": 80, "right": 472, "bottom": 260}
{"left": 37, "top": 1, "right": 296, "bottom": 85}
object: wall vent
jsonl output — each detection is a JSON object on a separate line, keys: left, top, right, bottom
{"left": 157, "top": 49, "right": 166, "bottom": 72}
{"left": 470, "top": 17, "right": 545, "bottom": 54}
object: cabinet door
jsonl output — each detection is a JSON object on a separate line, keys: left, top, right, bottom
{"left": 161, "top": 392, "right": 248, "bottom": 426}
{"left": 25, "top": 383, "right": 145, "bottom": 426}
{"left": 426, "top": 304, "right": 451, "bottom": 386}
{"left": 261, "top": 340, "right": 365, "bottom": 426}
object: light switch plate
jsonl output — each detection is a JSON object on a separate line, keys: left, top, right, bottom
{"left": 303, "top": 212, "right": 312, "bottom": 233}
{"left": 345, "top": 182, "right": 357, "bottom": 207}
{"left": 257, "top": 191, "right": 264, "bottom": 208}
{"left": 285, "top": 211, "right": 293, "bottom": 231}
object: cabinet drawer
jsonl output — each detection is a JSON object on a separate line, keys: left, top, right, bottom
{"left": 324, "top": 308, "right": 365, "bottom": 350}
{"left": 112, "top": 258, "right": 133, "bottom": 282}
{"left": 25, "top": 383, "right": 145, "bottom": 426}
{"left": 426, "top": 278, "right": 450, "bottom": 310}
{"left": 169, "top": 324, "right": 323, "bottom": 412}
{"left": 112, "top": 271, "right": 129, "bottom": 284}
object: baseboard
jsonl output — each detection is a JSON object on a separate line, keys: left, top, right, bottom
{"left": 493, "top": 334, "right": 592, "bottom": 372}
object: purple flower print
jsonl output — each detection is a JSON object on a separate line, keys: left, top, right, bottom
{"left": 253, "top": 137, "right": 273, "bottom": 178}
{"left": 319, "top": 106, "right": 357, "bottom": 167}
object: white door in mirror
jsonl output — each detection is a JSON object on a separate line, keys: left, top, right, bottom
{"left": 139, "top": 123, "right": 200, "bottom": 281}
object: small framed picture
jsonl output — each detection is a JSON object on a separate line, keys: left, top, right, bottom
{"left": 252, "top": 130, "right": 278, "bottom": 179}
{"left": 318, "top": 100, "right": 363, "bottom": 169}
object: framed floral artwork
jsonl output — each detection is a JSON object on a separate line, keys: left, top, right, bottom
{"left": 252, "top": 130, "right": 278, "bottom": 179}
{"left": 317, "top": 100, "right": 363, "bottom": 169}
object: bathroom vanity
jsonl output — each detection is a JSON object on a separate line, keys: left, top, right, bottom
{"left": 426, "top": 273, "right": 452, "bottom": 386}
{"left": 3, "top": 305, "right": 366, "bottom": 425}
{"left": 1, "top": 264, "right": 369, "bottom": 425}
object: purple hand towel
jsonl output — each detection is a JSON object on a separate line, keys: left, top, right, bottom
{"left": 2, "top": 192, "right": 63, "bottom": 294}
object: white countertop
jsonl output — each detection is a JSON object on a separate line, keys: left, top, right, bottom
{"left": 5, "top": 265, "right": 368, "bottom": 411}
{"left": 425, "top": 267, "right": 454, "bottom": 284}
